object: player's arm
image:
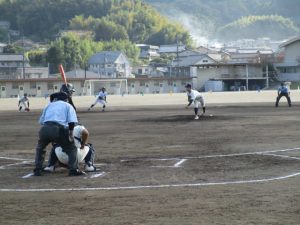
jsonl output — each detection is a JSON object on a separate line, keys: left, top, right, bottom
{"left": 80, "top": 128, "right": 89, "bottom": 149}
{"left": 186, "top": 96, "right": 193, "bottom": 108}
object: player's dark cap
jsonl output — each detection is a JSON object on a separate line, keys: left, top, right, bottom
{"left": 50, "top": 92, "right": 68, "bottom": 102}
{"left": 60, "top": 83, "right": 75, "bottom": 96}
{"left": 185, "top": 84, "right": 192, "bottom": 88}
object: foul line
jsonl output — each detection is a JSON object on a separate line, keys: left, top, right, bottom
{"left": 0, "top": 147, "right": 300, "bottom": 192}
{"left": 1, "top": 172, "right": 300, "bottom": 192}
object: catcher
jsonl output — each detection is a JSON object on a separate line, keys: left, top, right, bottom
{"left": 18, "top": 93, "right": 30, "bottom": 111}
{"left": 43, "top": 124, "right": 97, "bottom": 172}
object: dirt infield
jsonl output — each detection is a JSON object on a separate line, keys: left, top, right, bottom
{"left": 0, "top": 99, "right": 300, "bottom": 224}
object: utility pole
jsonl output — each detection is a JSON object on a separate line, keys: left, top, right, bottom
{"left": 176, "top": 35, "right": 179, "bottom": 77}
{"left": 22, "top": 34, "right": 25, "bottom": 79}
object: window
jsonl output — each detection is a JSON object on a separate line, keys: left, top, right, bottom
{"left": 30, "top": 82, "right": 36, "bottom": 89}
{"left": 19, "top": 86, "right": 23, "bottom": 91}
{"left": 154, "top": 82, "right": 159, "bottom": 86}
{"left": 140, "top": 82, "right": 145, "bottom": 86}
{"left": 54, "top": 85, "right": 58, "bottom": 90}
{"left": 47, "top": 83, "right": 54, "bottom": 90}
{"left": 138, "top": 69, "right": 143, "bottom": 74}
{"left": 12, "top": 83, "right": 19, "bottom": 89}
{"left": 37, "top": 86, "right": 41, "bottom": 90}
{"left": 168, "top": 81, "right": 173, "bottom": 86}
{"left": 159, "top": 84, "right": 163, "bottom": 87}
{"left": 1, "top": 87, "right": 5, "bottom": 91}
{"left": 110, "top": 82, "right": 116, "bottom": 87}
{"left": 131, "top": 84, "right": 135, "bottom": 88}
{"left": 203, "top": 59, "right": 208, "bottom": 63}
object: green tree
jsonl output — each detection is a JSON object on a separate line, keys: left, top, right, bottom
{"left": 94, "top": 18, "right": 129, "bottom": 41}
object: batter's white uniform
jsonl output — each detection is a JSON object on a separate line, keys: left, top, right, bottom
{"left": 55, "top": 125, "right": 89, "bottom": 165}
{"left": 187, "top": 89, "right": 205, "bottom": 108}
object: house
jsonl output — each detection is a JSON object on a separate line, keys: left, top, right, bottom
{"left": 88, "top": 51, "right": 131, "bottom": 78}
{"left": 0, "top": 54, "right": 48, "bottom": 79}
{"left": 0, "top": 21, "right": 10, "bottom": 30}
{"left": 136, "top": 44, "right": 160, "bottom": 60}
{"left": 274, "top": 36, "right": 300, "bottom": 81}
{"left": 159, "top": 44, "right": 186, "bottom": 54}
{"left": 0, "top": 43, "right": 6, "bottom": 53}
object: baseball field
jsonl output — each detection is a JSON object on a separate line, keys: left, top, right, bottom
{"left": 0, "top": 90, "right": 300, "bottom": 225}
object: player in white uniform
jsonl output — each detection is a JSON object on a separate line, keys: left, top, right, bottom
{"left": 185, "top": 84, "right": 206, "bottom": 120}
{"left": 88, "top": 87, "right": 107, "bottom": 111}
{"left": 43, "top": 124, "right": 97, "bottom": 172}
{"left": 18, "top": 93, "right": 30, "bottom": 111}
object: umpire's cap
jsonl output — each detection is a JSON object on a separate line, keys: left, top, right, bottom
{"left": 50, "top": 92, "right": 68, "bottom": 102}
{"left": 60, "top": 83, "right": 75, "bottom": 96}
{"left": 185, "top": 83, "right": 192, "bottom": 88}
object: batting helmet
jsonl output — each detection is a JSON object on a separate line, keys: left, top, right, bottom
{"left": 185, "top": 83, "right": 192, "bottom": 88}
{"left": 60, "top": 83, "right": 75, "bottom": 96}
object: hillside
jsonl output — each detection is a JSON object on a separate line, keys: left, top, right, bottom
{"left": 0, "top": 0, "right": 191, "bottom": 46}
{"left": 146, "top": 0, "right": 300, "bottom": 42}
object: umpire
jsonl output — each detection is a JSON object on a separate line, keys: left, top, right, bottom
{"left": 33, "top": 92, "right": 85, "bottom": 176}
{"left": 275, "top": 82, "right": 292, "bottom": 107}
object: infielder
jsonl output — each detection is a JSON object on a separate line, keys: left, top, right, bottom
{"left": 88, "top": 87, "right": 107, "bottom": 111}
{"left": 275, "top": 82, "right": 292, "bottom": 107}
{"left": 44, "top": 124, "right": 97, "bottom": 172}
{"left": 185, "top": 84, "right": 206, "bottom": 120}
{"left": 18, "top": 93, "right": 30, "bottom": 111}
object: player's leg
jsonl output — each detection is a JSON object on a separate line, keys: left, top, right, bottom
{"left": 88, "top": 98, "right": 99, "bottom": 110}
{"left": 275, "top": 94, "right": 283, "bottom": 107}
{"left": 84, "top": 143, "right": 96, "bottom": 172}
{"left": 199, "top": 97, "right": 206, "bottom": 115}
{"left": 43, "top": 144, "right": 59, "bottom": 172}
{"left": 284, "top": 93, "right": 292, "bottom": 107}
{"left": 194, "top": 100, "right": 200, "bottom": 120}
{"left": 33, "top": 126, "right": 52, "bottom": 175}
{"left": 100, "top": 100, "right": 106, "bottom": 111}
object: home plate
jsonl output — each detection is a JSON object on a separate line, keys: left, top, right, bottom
{"left": 85, "top": 171, "right": 106, "bottom": 179}
{"left": 22, "top": 173, "right": 34, "bottom": 179}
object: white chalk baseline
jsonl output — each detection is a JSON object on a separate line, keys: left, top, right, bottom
{"left": 0, "top": 147, "right": 299, "bottom": 192}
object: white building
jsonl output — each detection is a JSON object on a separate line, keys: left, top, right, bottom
{"left": 275, "top": 36, "right": 300, "bottom": 81}
{"left": 88, "top": 51, "right": 131, "bottom": 78}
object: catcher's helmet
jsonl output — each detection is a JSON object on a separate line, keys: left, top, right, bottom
{"left": 60, "top": 83, "right": 75, "bottom": 96}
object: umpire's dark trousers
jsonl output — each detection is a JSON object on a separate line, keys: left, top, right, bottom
{"left": 35, "top": 122, "right": 78, "bottom": 171}
{"left": 275, "top": 93, "right": 291, "bottom": 107}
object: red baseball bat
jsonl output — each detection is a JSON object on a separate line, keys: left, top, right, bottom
{"left": 58, "top": 64, "right": 67, "bottom": 85}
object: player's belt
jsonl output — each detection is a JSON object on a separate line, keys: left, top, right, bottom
{"left": 44, "top": 121, "right": 64, "bottom": 128}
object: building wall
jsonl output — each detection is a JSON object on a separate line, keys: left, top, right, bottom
{"left": 284, "top": 41, "right": 300, "bottom": 64}
{"left": 195, "top": 65, "right": 263, "bottom": 90}
{"left": 0, "top": 78, "right": 190, "bottom": 98}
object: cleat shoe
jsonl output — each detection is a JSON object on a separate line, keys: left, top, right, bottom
{"left": 194, "top": 115, "right": 199, "bottom": 120}
{"left": 33, "top": 168, "right": 42, "bottom": 176}
{"left": 69, "top": 169, "right": 86, "bottom": 176}
{"left": 84, "top": 164, "right": 96, "bottom": 172}
{"left": 43, "top": 166, "right": 55, "bottom": 172}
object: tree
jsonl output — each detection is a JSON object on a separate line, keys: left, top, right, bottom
{"left": 94, "top": 18, "right": 129, "bottom": 41}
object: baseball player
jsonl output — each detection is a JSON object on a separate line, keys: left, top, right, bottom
{"left": 275, "top": 82, "right": 292, "bottom": 107}
{"left": 185, "top": 84, "right": 206, "bottom": 120}
{"left": 18, "top": 93, "right": 30, "bottom": 111}
{"left": 33, "top": 92, "right": 85, "bottom": 176}
{"left": 60, "top": 83, "right": 76, "bottom": 111}
{"left": 88, "top": 87, "right": 107, "bottom": 111}
{"left": 44, "top": 124, "right": 97, "bottom": 172}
